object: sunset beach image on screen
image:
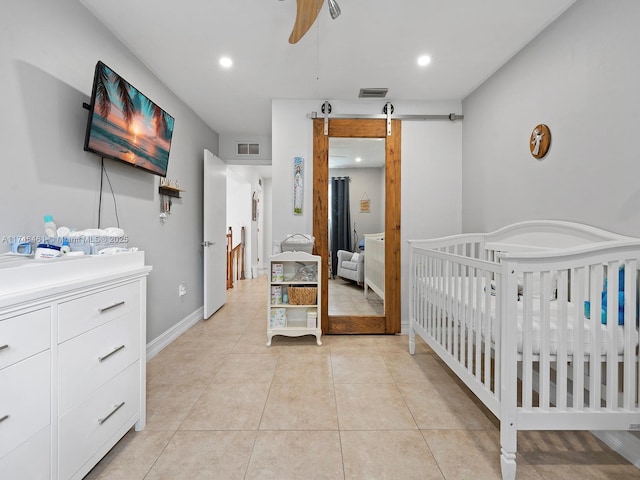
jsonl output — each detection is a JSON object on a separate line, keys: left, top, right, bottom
{"left": 84, "top": 61, "right": 174, "bottom": 177}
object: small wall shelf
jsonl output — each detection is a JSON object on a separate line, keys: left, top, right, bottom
{"left": 159, "top": 185, "right": 183, "bottom": 198}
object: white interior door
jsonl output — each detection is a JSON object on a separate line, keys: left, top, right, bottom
{"left": 203, "top": 149, "right": 226, "bottom": 318}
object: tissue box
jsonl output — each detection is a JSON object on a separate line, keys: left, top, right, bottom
{"left": 306, "top": 308, "right": 318, "bottom": 328}
{"left": 271, "top": 263, "right": 284, "bottom": 282}
{"left": 270, "top": 308, "right": 287, "bottom": 328}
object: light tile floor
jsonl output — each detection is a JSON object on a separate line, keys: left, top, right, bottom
{"left": 85, "top": 276, "right": 640, "bottom": 480}
{"left": 329, "top": 277, "right": 384, "bottom": 316}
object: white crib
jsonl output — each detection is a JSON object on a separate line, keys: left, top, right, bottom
{"left": 364, "top": 232, "right": 385, "bottom": 302}
{"left": 408, "top": 220, "right": 640, "bottom": 480}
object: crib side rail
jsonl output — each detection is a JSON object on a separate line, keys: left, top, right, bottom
{"left": 364, "top": 235, "right": 385, "bottom": 300}
{"left": 501, "top": 248, "right": 640, "bottom": 428}
{"left": 410, "top": 240, "right": 640, "bottom": 427}
{"left": 409, "top": 240, "right": 504, "bottom": 416}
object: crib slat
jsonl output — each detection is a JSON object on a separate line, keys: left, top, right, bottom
{"left": 589, "top": 264, "right": 604, "bottom": 410}
{"left": 435, "top": 257, "right": 441, "bottom": 345}
{"left": 452, "top": 260, "right": 459, "bottom": 361}
{"left": 556, "top": 269, "right": 569, "bottom": 409}
{"left": 467, "top": 267, "right": 481, "bottom": 378}
{"left": 573, "top": 266, "right": 586, "bottom": 411}
{"left": 448, "top": 254, "right": 454, "bottom": 354}
{"left": 494, "top": 269, "right": 502, "bottom": 402}
{"left": 605, "top": 261, "right": 620, "bottom": 408}
{"left": 622, "top": 259, "right": 637, "bottom": 410}
{"left": 439, "top": 256, "right": 445, "bottom": 347}
{"left": 428, "top": 256, "right": 435, "bottom": 336}
{"left": 476, "top": 265, "right": 483, "bottom": 374}
{"left": 430, "top": 255, "right": 435, "bottom": 334}
{"left": 420, "top": 254, "right": 425, "bottom": 329}
{"left": 445, "top": 258, "right": 452, "bottom": 353}
{"left": 463, "top": 263, "right": 468, "bottom": 364}
{"left": 417, "top": 253, "right": 425, "bottom": 333}
{"left": 469, "top": 268, "right": 475, "bottom": 374}
{"left": 539, "top": 271, "right": 551, "bottom": 409}
{"left": 483, "top": 269, "right": 492, "bottom": 391}
{"left": 458, "top": 262, "right": 466, "bottom": 365}
{"left": 434, "top": 256, "right": 440, "bottom": 336}
{"left": 522, "top": 272, "right": 534, "bottom": 409}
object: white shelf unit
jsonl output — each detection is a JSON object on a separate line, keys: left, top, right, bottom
{"left": 267, "top": 252, "right": 322, "bottom": 346}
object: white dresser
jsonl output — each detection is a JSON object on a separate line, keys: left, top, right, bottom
{"left": 0, "top": 252, "right": 151, "bottom": 480}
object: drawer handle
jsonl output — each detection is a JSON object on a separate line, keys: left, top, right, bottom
{"left": 98, "top": 301, "right": 125, "bottom": 313}
{"left": 0, "top": 414, "right": 8, "bottom": 423}
{"left": 98, "top": 345, "right": 125, "bottom": 363}
{"left": 98, "top": 402, "right": 125, "bottom": 425}
{"left": 0, "top": 344, "right": 8, "bottom": 352}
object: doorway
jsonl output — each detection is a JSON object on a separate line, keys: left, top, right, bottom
{"left": 313, "top": 118, "right": 401, "bottom": 334}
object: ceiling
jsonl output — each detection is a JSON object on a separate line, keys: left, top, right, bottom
{"left": 329, "top": 138, "right": 385, "bottom": 169}
{"left": 80, "top": 0, "right": 575, "bottom": 144}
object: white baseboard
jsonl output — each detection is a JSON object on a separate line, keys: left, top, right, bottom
{"left": 145, "top": 306, "right": 203, "bottom": 361}
{"left": 592, "top": 430, "right": 640, "bottom": 468}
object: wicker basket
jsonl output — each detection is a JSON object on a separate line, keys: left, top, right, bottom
{"left": 287, "top": 286, "right": 317, "bottom": 305}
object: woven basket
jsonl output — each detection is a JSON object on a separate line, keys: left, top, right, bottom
{"left": 287, "top": 286, "right": 317, "bottom": 305}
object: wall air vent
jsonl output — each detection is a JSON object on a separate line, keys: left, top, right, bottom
{"left": 236, "top": 142, "right": 260, "bottom": 156}
{"left": 358, "top": 88, "right": 388, "bottom": 98}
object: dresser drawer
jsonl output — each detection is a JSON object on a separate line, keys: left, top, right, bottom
{"left": 0, "top": 307, "right": 51, "bottom": 370}
{"left": 58, "top": 282, "right": 139, "bottom": 343}
{"left": 58, "top": 312, "right": 140, "bottom": 414}
{"left": 0, "top": 425, "right": 50, "bottom": 480}
{"left": 0, "top": 351, "right": 50, "bottom": 459}
{"left": 58, "top": 361, "right": 140, "bottom": 480}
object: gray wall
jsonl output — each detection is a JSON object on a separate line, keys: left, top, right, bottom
{"left": 461, "top": 0, "right": 640, "bottom": 237}
{"left": 0, "top": 0, "right": 219, "bottom": 342}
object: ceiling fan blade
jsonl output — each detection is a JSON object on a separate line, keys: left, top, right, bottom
{"left": 289, "top": 0, "right": 324, "bottom": 44}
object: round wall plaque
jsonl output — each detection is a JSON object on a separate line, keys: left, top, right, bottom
{"left": 530, "top": 124, "right": 551, "bottom": 159}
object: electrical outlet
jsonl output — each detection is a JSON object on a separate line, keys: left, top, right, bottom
{"left": 178, "top": 283, "right": 187, "bottom": 297}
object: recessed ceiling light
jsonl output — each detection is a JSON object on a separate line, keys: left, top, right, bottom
{"left": 417, "top": 55, "right": 431, "bottom": 67}
{"left": 219, "top": 57, "right": 233, "bottom": 68}
{"left": 355, "top": 157, "right": 362, "bottom": 163}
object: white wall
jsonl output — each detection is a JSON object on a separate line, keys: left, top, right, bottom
{"left": 272, "top": 99, "right": 463, "bottom": 330}
{"left": 0, "top": 0, "right": 220, "bottom": 342}
{"left": 218, "top": 134, "right": 272, "bottom": 165}
{"left": 271, "top": 100, "right": 318, "bottom": 245}
{"left": 461, "top": 0, "right": 640, "bottom": 237}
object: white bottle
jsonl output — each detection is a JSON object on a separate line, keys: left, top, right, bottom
{"left": 44, "top": 215, "right": 57, "bottom": 238}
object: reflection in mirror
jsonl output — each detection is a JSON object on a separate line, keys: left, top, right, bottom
{"left": 328, "top": 137, "right": 385, "bottom": 317}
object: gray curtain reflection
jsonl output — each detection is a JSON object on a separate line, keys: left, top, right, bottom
{"left": 330, "top": 176, "right": 351, "bottom": 275}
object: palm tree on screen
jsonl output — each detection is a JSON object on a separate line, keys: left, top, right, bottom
{"left": 94, "top": 62, "right": 135, "bottom": 127}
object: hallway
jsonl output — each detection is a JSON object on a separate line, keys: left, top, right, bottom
{"left": 85, "top": 276, "right": 640, "bottom": 479}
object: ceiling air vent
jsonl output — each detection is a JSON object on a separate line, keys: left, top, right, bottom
{"left": 358, "top": 88, "right": 388, "bottom": 98}
{"left": 236, "top": 142, "right": 260, "bottom": 156}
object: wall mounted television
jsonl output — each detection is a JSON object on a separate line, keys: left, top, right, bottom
{"left": 84, "top": 61, "right": 174, "bottom": 177}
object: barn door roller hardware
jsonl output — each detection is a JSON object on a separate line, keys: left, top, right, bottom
{"left": 310, "top": 102, "right": 463, "bottom": 136}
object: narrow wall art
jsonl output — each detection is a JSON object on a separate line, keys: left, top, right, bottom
{"left": 293, "top": 156, "right": 304, "bottom": 215}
